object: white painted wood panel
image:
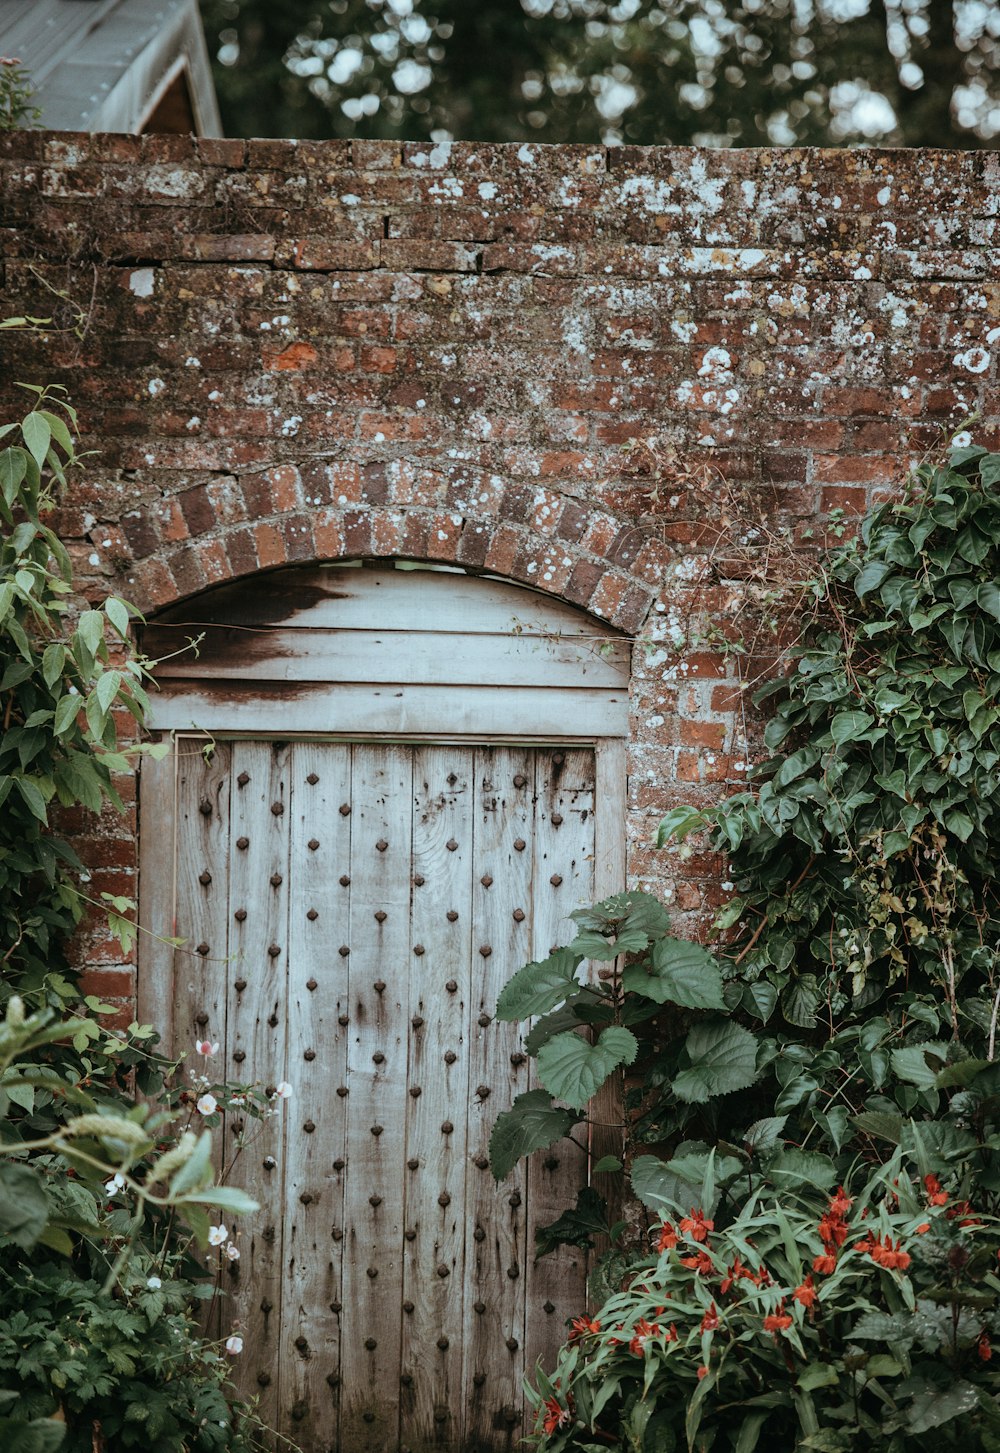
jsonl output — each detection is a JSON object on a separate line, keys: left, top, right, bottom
{"left": 400, "top": 748, "right": 473, "bottom": 1448}
{"left": 145, "top": 682, "right": 628, "bottom": 737}
{"left": 146, "top": 625, "right": 628, "bottom": 689}
{"left": 525, "top": 750, "right": 594, "bottom": 1377}
{"left": 464, "top": 747, "right": 535, "bottom": 1451}
{"left": 280, "top": 743, "right": 352, "bottom": 1449}
{"left": 151, "top": 565, "right": 621, "bottom": 641}
{"left": 340, "top": 746, "right": 413, "bottom": 1452}
{"left": 224, "top": 742, "right": 291, "bottom": 1429}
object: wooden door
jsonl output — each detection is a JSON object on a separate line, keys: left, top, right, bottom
{"left": 152, "top": 736, "right": 598, "bottom": 1453}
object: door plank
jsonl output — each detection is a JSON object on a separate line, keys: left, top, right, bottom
{"left": 146, "top": 682, "right": 629, "bottom": 739}
{"left": 339, "top": 745, "right": 413, "bottom": 1453}
{"left": 147, "top": 625, "right": 629, "bottom": 689}
{"left": 279, "top": 743, "right": 353, "bottom": 1450}
{"left": 136, "top": 739, "right": 179, "bottom": 1050}
{"left": 463, "top": 747, "right": 534, "bottom": 1451}
{"left": 524, "top": 749, "right": 595, "bottom": 1379}
{"left": 400, "top": 747, "right": 474, "bottom": 1450}
{"left": 224, "top": 741, "right": 292, "bottom": 1428}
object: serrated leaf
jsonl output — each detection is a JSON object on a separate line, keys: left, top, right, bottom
{"left": 906, "top": 1380, "right": 979, "bottom": 1433}
{"left": 766, "top": 1149, "right": 837, "bottom": 1191}
{"left": 523, "top": 1003, "right": 589, "bottom": 1055}
{"left": 744, "top": 1116, "right": 787, "bottom": 1155}
{"left": 570, "top": 890, "right": 672, "bottom": 940}
{"left": 891, "top": 1042, "right": 948, "bottom": 1090}
{"left": 622, "top": 937, "right": 725, "bottom": 1010}
{"left": 534, "top": 1186, "right": 609, "bottom": 1258}
{"left": 672, "top": 1020, "right": 759, "bottom": 1104}
{"left": 495, "top": 948, "right": 583, "bottom": 1020}
{"left": 489, "top": 1089, "right": 579, "bottom": 1181}
{"left": 537, "top": 1026, "right": 637, "bottom": 1109}
{"left": 781, "top": 974, "right": 820, "bottom": 1028}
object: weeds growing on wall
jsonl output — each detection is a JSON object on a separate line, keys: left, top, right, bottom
{"left": 0, "top": 378, "right": 281, "bottom": 1451}
{"left": 493, "top": 441, "right": 1000, "bottom": 1450}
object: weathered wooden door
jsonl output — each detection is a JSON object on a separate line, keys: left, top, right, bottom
{"left": 138, "top": 564, "right": 629, "bottom": 1453}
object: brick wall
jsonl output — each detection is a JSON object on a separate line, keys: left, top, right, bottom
{"left": 1, "top": 132, "right": 997, "bottom": 1019}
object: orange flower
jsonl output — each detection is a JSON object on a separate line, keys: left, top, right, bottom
{"left": 697, "top": 1365, "right": 709, "bottom": 1380}
{"left": 868, "top": 1235, "right": 911, "bottom": 1272}
{"left": 979, "top": 1333, "right": 992, "bottom": 1362}
{"left": 665, "top": 1323, "right": 679, "bottom": 1343}
{"left": 541, "top": 1396, "right": 572, "bottom": 1434}
{"left": 812, "top": 1253, "right": 837, "bottom": 1276}
{"left": 680, "top": 1209, "right": 715, "bottom": 1243}
{"left": 568, "top": 1315, "right": 601, "bottom": 1341}
{"left": 700, "top": 1302, "right": 719, "bottom": 1333}
{"left": 763, "top": 1301, "right": 793, "bottom": 1335}
{"left": 793, "top": 1275, "right": 817, "bottom": 1308}
{"left": 829, "top": 1186, "right": 852, "bottom": 1218}
{"left": 924, "top": 1172, "right": 948, "bottom": 1206}
{"left": 680, "top": 1251, "right": 714, "bottom": 1275}
{"left": 657, "top": 1220, "right": 679, "bottom": 1252}
{"left": 629, "top": 1318, "right": 660, "bottom": 1356}
{"left": 720, "top": 1258, "right": 748, "bottom": 1294}
{"left": 915, "top": 1222, "right": 930, "bottom": 1234}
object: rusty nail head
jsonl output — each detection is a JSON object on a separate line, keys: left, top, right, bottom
{"left": 476, "top": 1084, "right": 490, "bottom": 1098}
{"left": 479, "top": 944, "right": 492, "bottom": 958}
{"left": 543, "top": 1300, "right": 555, "bottom": 1313}
{"left": 407, "top": 1156, "right": 419, "bottom": 1169}
{"left": 509, "top": 1191, "right": 521, "bottom": 1207}
{"left": 369, "top": 1194, "right": 382, "bottom": 1206}
{"left": 478, "top": 1013, "right": 491, "bottom": 1027}
{"left": 306, "top": 772, "right": 319, "bottom": 785}
{"left": 409, "top": 1085, "right": 422, "bottom": 1097}
{"left": 403, "top": 1300, "right": 414, "bottom": 1313}
{"left": 413, "top": 944, "right": 425, "bottom": 956}
{"left": 374, "top": 979, "right": 386, "bottom": 992}
{"left": 236, "top": 836, "right": 249, "bottom": 850}
{"left": 376, "top": 838, "right": 388, "bottom": 852}
{"left": 550, "top": 873, "right": 563, "bottom": 886}
{"left": 234, "top": 908, "right": 247, "bottom": 922}
{"left": 367, "top": 1266, "right": 378, "bottom": 1278}
{"left": 474, "top": 1154, "right": 488, "bottom": 1168}
{"left": 336, "top": 1086, "right": 348, "bottom": 1097}
{"left": 513, "top": 908, "right": 525, "bottom": 921}
{"left": 446, "top": 909, "right": 459, "bottom": 922}
{"left": 412, "top": 1015, "right": 424, "bottom": 1028}
{"left": 507, "top": 1264, "right": 519, "bottom": 1279}
{"left": 237, "top": 772, "right": 250, "bottom": 786}
{"left": 514, "top": 838, "right": 526, "bottom": 851}
{"left": 437, "top": 1193, "right": 450, "bottom": 1207}
{"left": 444, "top": 1050, "right": 457, "bottom": 1064}
{"left": 339, "top": 803, "right": 351, "bottom": 816}
{"left": 339, "top": 944, "right": 350, "bottom": 957}
{"left": 306, "top": 908, "right": 318, "bottom": 921}
{"left": 446, "top": 979, "right": 457, "bottom": 992}
{"left": 235, "top": 977, "right": 247, "bottom": 991}
{"left": 441, "top": 1120, "right": 453, "bottom": 1134}
{"left": 338, "top": 1011, "right": 349, "bottom": 1024}
{"left": 308, "top": 838, "right": 319, "bottom": 850}
{"left": 339, "top": 874, "right": 350, "bottom": 886}
{"left": 372, "top": 1124, "right": 383, "bottom": 1136}
{"left": 404, "top": 1228, "right": 416, "bottom": 1241}
{"left": 195, "top": 1010, "right": 208, "bottom": 1025}
{"left": 372, "top": 1051, "right": 385, "bottom": 1064}
{"left": 263, "top": 1156, "right": 275, "bottom": 1169}
{"left": 306, "top": 977, "right": 317, "bottom": 991}
{"left": 436, "top": 1335, "right": 449, "bottom": 1349}
{"left": 332, "top": 1226, "right": 343, "bottom": 1239}
{"left": 473, "top": 1301, "right": 486, "bottom": 1315}
{"left": 299, "top": 1192, "right": 312, "bottom": 1205}
{"left": 480, "top": 874, "right": 493, "bottom": 887}
{"left": 333, "top": 1158, "right": 345, "bottom": 1170}
{"left": 513, "top": 773, "right": 527, "bottom": 787}
{"left": 196, "top": 944, "right": 209, "bottom": 958}
{"left": 329, "top": 1301, "right": 342, "bottom": 1314}
{"left": 413, "top": 873, "right": 425, "bottom": 886}
{"left": 233, "top": 1049, "right": 246, "bottom": 1063}
{"left": 271, "top": 801, "right": 284, "bottom": 815}
{"left": 198, "top": 798, "right": 212, "bottom": 816}
{"left": 295, "top": 1335, "right": 308, "bottom": 1351}
{"left": 303, "top": 1120, "right": 315, "bottom": 1133}
{"left": 506, "top": 1337, "right": 519, "bottom": 1351}
{"left": 267, "top": 943, "right": 281, "bottom": 958}
{"left": 270, "top": 872, "right": 282, "bottom": 887}
{"left": 304, "top": 1048, "right": 316, "bottom": 1061}
{"left": 510, "top": 1051, "right": 526, "bottom": 1066}
{"left": 446, "top": 838, "right": 458, "bottom": 851}
{"left": 374, "top": 910, "right": 387, "bottom": 923}
{"left": 257, "top": 1372, "right": 271, "bottom": 1387}
{"left": 198, "top": 870, "right": 212, "bottom": 885}
{"left": 364, "top": 1337, "right": 377, "bottom": 1351}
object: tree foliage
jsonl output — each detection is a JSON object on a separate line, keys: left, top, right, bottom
{"left": 200, "top": 0, "right": 1000, "bottom": 147}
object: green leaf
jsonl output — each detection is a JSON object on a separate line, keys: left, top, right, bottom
{"left": 105, "top": 597, "right": 131, "bottom": 636}
{"left": 830, "top": 709, "right": 874, "bottom": 746}
{"left": 744, "top": 1116, "right": 787, "bottom": 1155}
{"left": 765, "top": 1149, "right": 837, "bottom": 1191}
{"left": 183, "top": 1185, "right": 260, "bottom": 1216}
{"left": 14, "top": 777, "right": 48, "bottom": 824}
{"left": 523, "top": 1003, "right": 589, "bottom": 1055}
{"left": 781, "top": 974, "right": 821, "bottom": 1028}
{"left": 571, "top": 890, "right": 672, "bottom": 940}
{"left": 53, "top": 693, "right": 81, "bottom": 736}
{"left": 622, "top": 937, "right": 725, "bottom": 1010}
{"left": 21, "top": 411, "right": 51, "bottom": 470}
{"left": 489, "top": 1089, "right": 579, "bottom": 1181}
{"left": 629, "top": 1153, "right": 690, "bottom": 1213}
{"left": 536, "top": 1026, "right": 637, "bottom": 1110}
{"left": 672, "top": 1020, "right": 759, "bottom": 1104}
{"left": 906, "top": 1381, "right": 980, "bottom": 1434}
{"left": 656, "top": 805, "right": 707, "bottom": 846}
{"left": 591, "top": 1154, "right": 622, "bottom": 1174}
{"left": 798, "top": 1364, "right": 839, "bottom": 1392}
{"left": 852, "top": 1110, "right": 903, "bottom": 1144}
{"left": 76, "top": 609, "right": 105, "bottom": 656}
{"left": 0, "top": 1162, "right": 50, "bottom": 1249}
{"left": 534, "top": 1186, "right": 609, "bottom": 1258}
{"left": 854, "top": 560, "right": 892, "bottom": 597}
{"left": 495, "top": 949, "right": 583, "bottom": 1020}
{"left": 167, "top": 1130, "right": 215, "bottom": 1196}
{"left": 891, "top": 1042, "right": 948, "bottom": 1090}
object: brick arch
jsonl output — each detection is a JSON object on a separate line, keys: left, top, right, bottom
{"left": 115, "top": 463, "right": 665, "bottom": 636}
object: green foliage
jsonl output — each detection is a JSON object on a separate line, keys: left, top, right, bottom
{"left": 0, "top": 383, "right": 156, "bottom": 1002}
{"left": 200, "top": 0, "right": 994, "bottom": 148}
{"left": 528, "top": 1159, "right": 1000, "bottom": 1451}
{"left": 0, "top": 371, "right": 276, "bottom": 1452}
{"left": 496, "top": 440, "right": 1000, "bottom": 1449}
{"left": 0, "top": 58, "right": 40, "bottom": 132}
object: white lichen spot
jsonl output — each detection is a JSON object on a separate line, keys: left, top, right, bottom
{"left": 186, "top": 416, "right": 201, "bottom": 431}
{"left": 340, "top": 194, "right": 361, "bottom": 207}
{"left": 88, "top": 552, "right": 101, "bottom": 566}
{"left": 517, "top": 144, "right": 537, "bottom": 164}
{"left": 477, "top": 181, "right": 498, "bottom": 201}
{"left": 671, "top": 319, "right": 698, "bottom": 343}
{"left": 954, "top": 347, "right": 991, "bottom": 374}
{"left": 281, "top": 416, "right": 302, "bottom": 437}
{"left": 128, "top": 268, "right": 155, "bottom": 298}
{"left": 876, "top": 186, "right": 892, "bottom": 206}
{"left": 697, "top": 346, "right": 733, "bottom": 382}
{"left": 147, "top": 378, "right": 165, "bottom": 397}
{"left": 184, "top": 356, "right": 201, "bottom": 368}
{"left": 208, "top": 390, "right": 222, "bottom": 402}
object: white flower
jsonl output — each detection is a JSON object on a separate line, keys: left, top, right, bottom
{"left": 208, "top": 1224, "right": 229, "bottom": 1247}
{"left": 273, "top": 1082, "right": 293, "bottom": 1101}
{"left": 196, "top": 1093, "right": 218, "bottom": 1116}
{"left": 225, "top": 1335, "right": 244, "bottom": 1355}
{"left": 226, "top": 1243, "right": 241, "bottom": 1262}
{"left": 104, "top": 1172, "right": 126, "bottom": 1195}
{"left": 146, "top": 1275, "right": 162, "bottom": 1290}
{"left": 196, "top": 1039, "right": 220, "bottom": 1058}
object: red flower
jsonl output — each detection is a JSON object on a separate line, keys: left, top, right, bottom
{"left": 915, "top": 1222, "right": 930, "bottom": 1234}
{"left": 868, "top": 1235, "right": 911, "bottom": 1272}
{"left": 812, "top": 1253, "right": 837, "bottom": 1276}
{"left": 720, "top": 1258, "right": 747, "bottom": 1294}
{"left": 946, "top": 1200, "right": 981, "bottom": 1227}
{"left": 665, "top": 1323, "right": 679, "bottom": 1343}
{"left": 700, "top": 1302, "right": 719, "bottom": 1333}
{"left": 680, "top": 1251, "right": 714, "bottom": 1275}
{"left": 680, "top": 1209, "right": 715, "bottom": 1243}
{"left": 763, "top": 1301, "right": 793, "bottom": 1335}
{"left": 541, "top": 1396, "right": 572, "bottom": 1434}
{"left": 629, "top": 1319, "right": 660, "bottom": 1356}
{"left": 818, "top": 1214, "right": 848, "bottom": 1248}
{"left": 568, "top": 1315, "right": 601, "bottom": 1341}
{"left": 657, "top": 1220, "right": 679, "bottom": 1252}
{"left": 924, "top": 1172, "right": 948, "bottom": 1206}
{"left": 829, "top": 1186, "right": 852, "bottom": 1218}
{"left": 793, "top": 1275, "right": 817, "bottom": 1308}
{"left": 979, "top": 1333, "right": 992, "bottom": 1362}
{"left": 697, "top": 1365, "right": 709, "bottom": 1380}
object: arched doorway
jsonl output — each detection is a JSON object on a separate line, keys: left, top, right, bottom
{"left": 137, "top": 562, "right": 629, "bottom": 1453}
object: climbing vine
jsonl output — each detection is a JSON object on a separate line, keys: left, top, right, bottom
{"left": 494, "top": 441, "right": 1000, "bottom": 1450}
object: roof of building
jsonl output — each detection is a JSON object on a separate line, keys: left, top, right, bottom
{"left": 0, "top": 0, "right": 222, "bottom": 135}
